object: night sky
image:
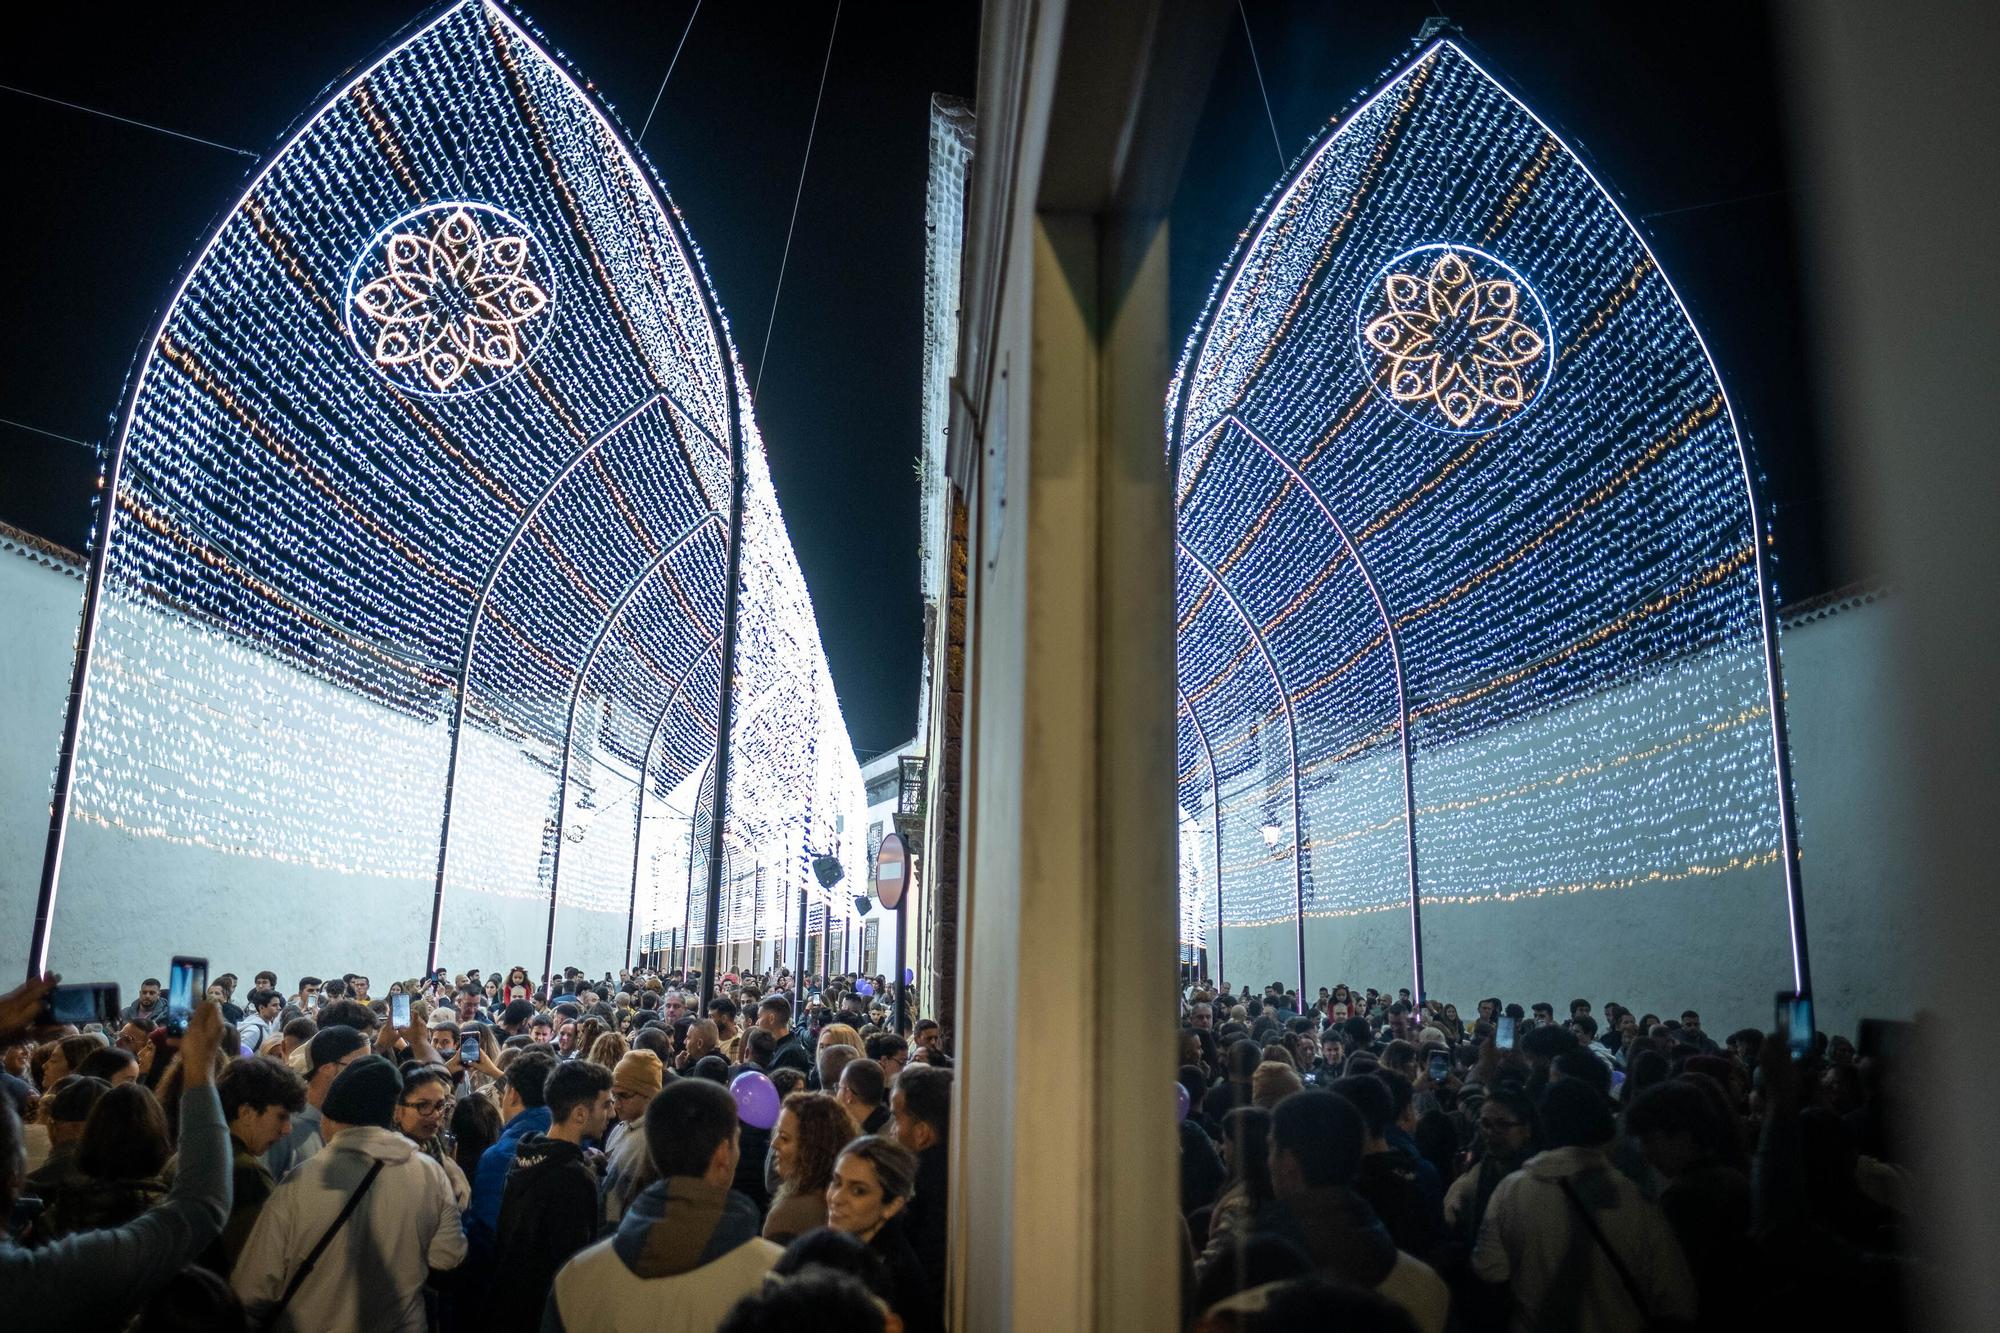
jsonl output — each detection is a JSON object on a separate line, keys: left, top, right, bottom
{"left": 0, "top": 2, "right": 1840, "bottom": 758}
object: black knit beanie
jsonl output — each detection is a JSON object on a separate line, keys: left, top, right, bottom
{"left": 321, "top": 1054, "right": 403, "bottom": 1129}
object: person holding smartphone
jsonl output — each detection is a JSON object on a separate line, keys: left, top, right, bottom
{"left": 1, "top": 978, "right": 232, "bottom": 1324}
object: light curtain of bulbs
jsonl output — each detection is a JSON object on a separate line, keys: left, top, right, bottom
{"left": 1170, "top": 41, "right": 1804, "bottom": 994}
{"left": 42, "top": 1, "right": 863, "bottom": 973}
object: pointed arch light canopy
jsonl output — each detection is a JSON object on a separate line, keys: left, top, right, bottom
{"left": 33, "top": 1, "right": 863, "bottom": 986}
{"left": 1170, "top": 39, "right": 1807, "bottom": 1001}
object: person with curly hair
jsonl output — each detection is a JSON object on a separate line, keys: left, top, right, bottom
{"left": 764, "top": 1092, "right": 855, "bottom": 1244}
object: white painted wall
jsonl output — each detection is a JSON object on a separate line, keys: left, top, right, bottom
{"left": 1217, "top": 591, "right": 1919, "bottom": 1037}
{"left": 3, "top": 533, "right": 1914, "bottom": 1035}
{"left": 0, "top": 532, "right": 626, "bottom": 992}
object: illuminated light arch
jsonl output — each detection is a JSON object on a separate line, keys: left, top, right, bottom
{"left": 1170, "top": 39, "right": 1807, "bottom": 1000}
{"left": 1176, "top": 688, "right": 1223, "bottom": 979}
{"left": 32, "top": 1, "right": 863, "bottom": 986}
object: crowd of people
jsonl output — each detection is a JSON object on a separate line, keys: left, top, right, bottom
{"left": 0, "top": 962, "right": 1912, "bottom": 1330}
{"left": 1175, "top": 981, "right": 1912, "bottom": 1331}
{"left": 0, "top": 963, "right": 950, "bottom": 1331}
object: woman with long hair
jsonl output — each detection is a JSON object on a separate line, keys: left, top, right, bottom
{"left": 588, "top": 1031, "right": 628, "bottom": 1068}
{"left": 765, "top": 1092, "right": 856, "bottom": 1243}
{"left": 448, "top": 1089, "right": 501, "bottom": 1185}
{"left": 40, "top": 1082, "right": 173, "bottom": 1239}
{"left": 1192, "top": 1106, "right": 1276, "bottom": 1286}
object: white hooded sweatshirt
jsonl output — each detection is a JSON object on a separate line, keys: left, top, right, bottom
{"left": 232, "top": 1124, "right": 466, "bottom": 1332}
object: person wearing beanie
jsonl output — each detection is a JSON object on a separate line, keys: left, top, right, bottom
{"left": 233, "top": 1055, "right": 465, "bottom": 1331}
{"left": 1472, "top": 1078, "right": 1694, "bottom": 1330}
{"left": 606, "top": 1050, "right": 663, "bottom": 1157}
{"left": 264, "top": 1024, "right": 370, "bottom": 1181}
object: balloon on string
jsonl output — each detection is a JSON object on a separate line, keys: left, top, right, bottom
{"left": 731, "top": 1069, "right": 780, "bottom": 1129}
{"left": 1175, "top": 1081, "right": 1191, "bottom": 1124}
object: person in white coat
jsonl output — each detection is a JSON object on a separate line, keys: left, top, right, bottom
{"left": 1473, "top": 1079, "right": 1696, "bottom": 1331}
{"left": 232, "top": 1055, "right": 466, "bottom": 1332}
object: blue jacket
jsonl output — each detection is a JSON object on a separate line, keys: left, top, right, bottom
{"left": 466, "top": 1105, "right": 551, "bottom": 1255}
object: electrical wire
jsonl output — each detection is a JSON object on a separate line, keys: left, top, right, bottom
{"left": 0, "top": 415, "right": 96, "bottom": 451}
{"left": 0, "top": 81, "right": 256, "bottom": 157}
{"left": 754, "top": 0, "right": 842, "bottom": 402}
{"left": 1238, "top": 1, "right": 1286, "bottom": 172}
{"left": 637, "top": 0, "right": 704, "bottom": 145}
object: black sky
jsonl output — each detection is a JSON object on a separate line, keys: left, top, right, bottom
{"left": 0, "top": 2, "right": 1841, "bottom": 758}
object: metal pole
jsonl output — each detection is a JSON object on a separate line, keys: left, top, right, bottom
{"left": 1179, "top": 688, "right": 1224, "bottom": 994}
{"left": 542, "top": 522, "right": 717, "bottom": 997}
{"left": 700, "top": 361, "right": 748, "bottom": 1013}
{"left": 1177, "top": 540, "right": 1306, "bottom": 1001}
{"left": 429, "top": 395, "right": 666, "bottom": 977}
{"left": 1234, "top": 422, "right": 1424, "bottom": 1003}
{"left": 896, "top": 898, "right": 911, "bottom": 1033}
{"left": 625, "top": 633, "right": 722, "bottom": 985}
{"left": 795, "top": 872, "right": 809, "bottom": 1016}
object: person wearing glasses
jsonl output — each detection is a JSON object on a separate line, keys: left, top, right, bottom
{"left": 1444, "top": 1084, "right": 1539, "bottom": 1248}
{"left": 394, "top": 1065, "right": 468, "bottom": 1207}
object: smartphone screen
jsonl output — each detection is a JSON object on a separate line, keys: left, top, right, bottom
{"left": 42, "top": 982, "right": 120, "bottom": 1027}
{"left": 459, "top": 1035, "right": 481, "bottom": 1066}
{"left": 392, "top": 992, "right": 412, "bottom": 1028}
{"left": 167, "top": 956, "right": 207, "bottom": 1036}
{"left": 1496, "top": 1015, "right": 1516, "bottom": 1050}
{"left": 1428, "top": 1051, "right": 1450, "bottom": 1083}
{"left": 1786, "top": 994, "right": 1814, "bottom": 1061}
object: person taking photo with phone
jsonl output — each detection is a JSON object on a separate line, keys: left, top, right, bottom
{"left": 0, "top": 978, "right": 232, "bottom": 1326}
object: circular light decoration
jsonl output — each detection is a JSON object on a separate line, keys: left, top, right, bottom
{"left": 1357, "top": 243, "right": 1550, "bottom": 432}
{"left": 346, "top": 202, "right": 555, "bottom": 395}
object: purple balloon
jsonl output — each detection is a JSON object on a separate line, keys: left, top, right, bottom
{"left": 731, "top": 1069, "right": 781, "bottom": 1130}
{"left": 1175, "top": 1081, "right": 1191, "bottom": 1124}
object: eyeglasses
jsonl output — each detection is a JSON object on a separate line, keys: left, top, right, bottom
{"left": 1478, "top": 1116, "right": 1524, "bottom": 1132}
{"left": 400, "top": 1097, "right": 450, "bottom": 1115}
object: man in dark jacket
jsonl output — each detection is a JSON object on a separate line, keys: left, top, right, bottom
{"left": 205, "top": 1054, "right": 307, "bottom": 1272}
{"left": 889, "top": 1064, "right": 953, "bottom": 1290}
{"left": 491, "top": 1059, "right": 612, "bottom": 1329}
{"left": 466, "top": 1049, "right": 557, "bottom": 1259}
{"left": 1254, "top": 1090, "right": 1450, "bottom": 1329}
{"left": 755, "top": 995, "right": 813, "bottom": 1075}
{"left": 541, "top": 1079, "right": 779, "bottom": 1331}
{"left": 1330, "top": 1074, "right": 1441, "bottom": 1260}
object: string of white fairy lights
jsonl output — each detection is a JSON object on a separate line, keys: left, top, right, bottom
{"left": 54, "top": 1, "right": 863, "bottom": 972}
{"left": 1170, "top": 42, "right": 1792, "bottom": 981}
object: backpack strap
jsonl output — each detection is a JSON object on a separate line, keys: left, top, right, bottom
{"left": 265, "top": 1158, "right": 386, "bottom": 1327}
{"left": 1555, "top": 1174, "right": 1653, "bottom": 1320}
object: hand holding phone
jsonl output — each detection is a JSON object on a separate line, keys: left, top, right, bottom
{"left": 392, "top": 992, "right": 412, "bottom": 1028}
{"left": 1495, "top": 1015, "right": 1516, "bottom": 1051}
{"left": 39, "top": 982, "right": 121, "bottom": 1027}
{"left": 1427, "top": 1050, "right": 1450, "bottom": 1083}
{"left": 459, "top": 1034, "right": 482, "bottom": 1066}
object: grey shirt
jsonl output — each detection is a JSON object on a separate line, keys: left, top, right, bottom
{"left": 1, "top": 1084, "right": 231, "bottom": 1324}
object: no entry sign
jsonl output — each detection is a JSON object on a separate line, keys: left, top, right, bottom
{"left": 875, "top": 830, "right": 909, "bottom": 909}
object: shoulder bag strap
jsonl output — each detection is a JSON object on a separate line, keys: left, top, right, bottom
{"left": 265, "top": 1158, "right": 386, "bottom": 1327}
{"left": 1555, "top": 1175, "right": 1654, "bottom": 1320}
